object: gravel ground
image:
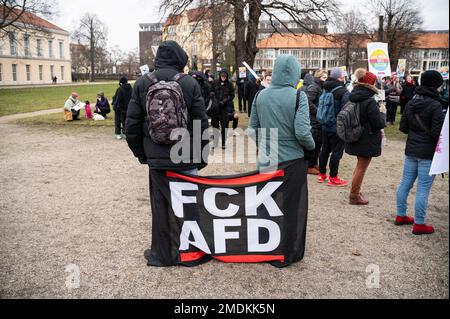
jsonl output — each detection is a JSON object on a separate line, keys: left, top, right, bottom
{"left": 0, "top": 123, "right": 448, "bottom": 299}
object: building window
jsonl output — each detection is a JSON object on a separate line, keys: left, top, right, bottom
{"left": 311, "top": 49, "right": 321, "bottom": 59}
{"left": 26, "top": 65, "right": 31, "bottom": 81}
{"left": 429, "top": 61, "right": 439, "bottom": 70}
{"left": 39, "top": 65, "right": 43, "bottom": 81}
{"left": 59, "top": 41, "right": 64, "bottom": 59}
{"left": 9, "top": 33, "right": 17, "bottom": 55}
{"left": 0, "top": 38, "right": 3, "bottom": 55}
{"left": 12, "top": 64, "right": 17, "bottom": 81}
{"left": 48, "top": 40, "right": 53, "bottom": 58}
{"left": 280, "top": 49, "right": 289, "bottom": 55}
{"left": 442, "top": 49, "right": 449, "bottom": 60}
{"left": 328, "top": 60, "right": 338, "bottom": 68}
{"left": 441, "top": 60, "right": 449, "bottom": 68}
{"left": 430, "top": 50, "right": 440, "bottom": 60}
{"left": 37, "top": 39, "right": 43, "bottom": 56}
{"left": 61, "top": 66, "right": 64, "bottom": 80}
{"left": 50, "top": 65, "right": 55, "bottom": 79}
{"left": 24, "top": 35, "right": 31, "bottom": 56}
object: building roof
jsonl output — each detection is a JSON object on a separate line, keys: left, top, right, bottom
{"left": 257, "top": 32, "right": 449, "bottom": 50}
{"left": 165, "top": 6, "right": 224, "bottom": 26}
{"left": 0, "top": 5, "right": 67, "bottom": 33}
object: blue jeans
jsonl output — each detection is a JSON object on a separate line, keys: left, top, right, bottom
{"left": 396, "top": 156, "right": 435, "bottom": 225}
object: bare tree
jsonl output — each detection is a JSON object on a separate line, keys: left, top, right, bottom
{"left": 72, "top": 13, "right": 108, "bottom": 82}
{"left": 160, "top": 0, "right": 338, "bottom": 77}
{"left": 70, "top": 43, "right": 90, "bottom": 75}
{"left": 370, "top": 0, "right": 423, "bottom": 70}
{"left": 0, "top": 0, "right": 55, "bottom": 37}
{"left": 333, "top": 10, "right": 369, "bottom": 72}
{"left": 120, "top": 48, "right": 139, "bottom": 75}
{"left": 109, "top": 45, "right": 126, "bottom": 73}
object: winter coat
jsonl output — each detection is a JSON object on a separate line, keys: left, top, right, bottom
{"left": 245, "top": 78, "right": 260, "bottom": 116}
{"left": 386, "top": 81, "right": 402, "bottom": 103}
{"left": 114, "top": 83, "right": 132, "bottom": 113}
{"left": 345, "top": 83, "right": 386, "bottom": 158}
{"left": 321, "top": 78, "right": 350, "bottom": 134}
{"left": 125, "top": 40, "right": 209, "bottom": 170}
{"left": 305, "top": 77, "right": 324, "bottom": 133}
{"left": 95, "top": 97, "right": 110, "bottom": 114}
{"left": 400, "top": 86, "right": 445, "bottom": 160}
{"left": 248, "top": 54, "right": 315, "bottom": 168}
{"left": 64, "top": 96, "right": 78, "bottom": 111}
{"left": 211, "top": 71, "right": 235, "bottom": 114}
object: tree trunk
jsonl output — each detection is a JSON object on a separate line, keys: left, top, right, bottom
{"left": 90, "top": 20, "right": 95, "bottom": 82}
{"left": 233, "top": 0, "right": 246, "bottom": 77}
{"left": 245, "top": 0, "right": 262, "bottom": 68}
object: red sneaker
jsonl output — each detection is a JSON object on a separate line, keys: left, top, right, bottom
{"left": 412, "top": 224, "right": 435, "bottom": 235}
{"left": 327, "top": 176, "right": 348, "bottom": 187}
{"left": 394, "top": 216, "right": 415, "bottom": 225}
{"left": 317, "top": 173, "right": 328, "bottom": 183}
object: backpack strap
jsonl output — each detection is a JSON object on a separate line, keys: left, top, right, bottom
{"left": 330, "top": 86, "right": 344, "bottom": 94}
{"left": 146, "top": 72, "right": 159, "bottom": 86}
{"left": 414, "top": 113, "right": 432, "bottom": 135}
{"left": 172, "top": 73, "right": 187, "bottom": 82}
{"left": 295, "top": 90, "right": 302, "bottom": 113}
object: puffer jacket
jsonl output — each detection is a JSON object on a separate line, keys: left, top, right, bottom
{"left": 400, "top": 86, "right": 445, "bottom": 160}
{"left": 125, "top": 40, "right": 209, "bottom": 171}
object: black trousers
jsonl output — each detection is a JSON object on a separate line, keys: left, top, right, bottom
{"left": 386, "top": 100, "right": 398, "bottom": 123}
{"left": 308, "top": 129, "right": 322, "bottom": 168}
{"left": 71, "top": 109, "right": 80, "bottom": 120}
{"left": 319, "top": 131, "right": 345, "bottom": 178}
{"left": 211, "top": 111, "right": 228, "bottom": 147}
{"left": 237, "top": 84, "right": 246, "bottom": 113}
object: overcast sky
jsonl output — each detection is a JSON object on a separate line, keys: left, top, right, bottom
{"left": 52, "top": 0, "right": 449, "bottom": 53}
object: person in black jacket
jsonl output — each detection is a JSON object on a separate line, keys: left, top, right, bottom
{"left": 191, "top": 71, "right": 211, "bottom": 111}
{"left": 113, "top": 76, "right": 132, "bottom": 140}
{"left": 125, "top": 41, "right": 209, "bottom": 266}
{"left": 400, "top": 75, "right": 416, "bottom": 115}
{"left": 211, "top": 69, "right": 235, "bottom": 149}
{"left": 395, "top": 70, "right": 445, "bottom": 235}
{"left": 345, "top": 69, "right": 387, "bottom": 205}
{"left": 304, "top": 70, "right": 327, "bottom": 175}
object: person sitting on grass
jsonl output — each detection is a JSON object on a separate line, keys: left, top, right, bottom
{"left": 63, "top": 92, "right": 81, "bottom": 121}
{"left": 94, "top": 92, "right": 111, "bottom": 118}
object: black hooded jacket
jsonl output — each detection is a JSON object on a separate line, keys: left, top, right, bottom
{"left": 212, "top": 70, "right": 235, "bottom": 114}
{"left": 125, "top": 41, "right": 209, "bottom": 170}
{"left": 400, "top": 86, "right": 445, "bottom": 160}
{"left": 305, "top": 76, "right": 324, "bottom": 133}
{"left": 345, "top": 83, "right": 386, "bottom": 158}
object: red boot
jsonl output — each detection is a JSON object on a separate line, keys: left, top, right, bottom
{"left": 412, "top": 224, "right": 435, "bottom": 235}
{"left": 394, "top": 216, "right": 415, "bottom": 226}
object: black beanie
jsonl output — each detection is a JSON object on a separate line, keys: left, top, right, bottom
{"left": 119, "top": 76, "right": 128, "bottom": 84}
{"left": 420, "top": 70, "right": 444, "bottom": 88}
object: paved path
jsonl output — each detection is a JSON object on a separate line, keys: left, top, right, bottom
{"left": 0, "top": 82, "right": 125, "bottom": 90}
{"left": 0, "top": 108, "right": 62, "bottom": 124}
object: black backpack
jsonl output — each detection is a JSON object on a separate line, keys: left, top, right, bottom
{"left": 336, "top": 101, "right": 364, "bottom": 143}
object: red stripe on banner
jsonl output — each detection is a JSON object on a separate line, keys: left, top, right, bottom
{"left": 166, "top": 170, "right": 285, "bottom": 186}
{"left": 213, "top": 255, "right": 285, "bottom": 263}
{"left": 180, "top": 251, "right": 206, "bottom": 262}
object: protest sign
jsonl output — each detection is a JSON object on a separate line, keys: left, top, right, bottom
{"left": 239, "top": 67, "right": 247, "bottom": 79}
{"left": 397, "top": 59, "right": 407, "bottom": 77}
{"left": 430, "top": 111, "right": 449, "bottom": 175}
{"left": 367, "top": 42, "right": 392, "bottom": 77}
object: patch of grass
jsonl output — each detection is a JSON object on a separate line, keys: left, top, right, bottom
{"left": 13, "top": 110, "right": 115, "bottom": 127}
{"left": 0, "top": 83, "right": 119, "bottom": 116}
{"left": 384, "top": 110, "right": 406, "bottom": 141}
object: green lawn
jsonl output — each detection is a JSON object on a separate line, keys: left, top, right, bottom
{"left": 0, "top": 83, "right": 120, "bottom": 116}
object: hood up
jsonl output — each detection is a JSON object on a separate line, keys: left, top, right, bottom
{"left": 271, "top": 54, "right": 301, "bottom": 88}
{"left": 154, "top": 41, "right": 188, "bottom": 72}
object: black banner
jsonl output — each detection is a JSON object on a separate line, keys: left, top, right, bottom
{"left": 147, "top": 159, "right": 308, "bottom": 268}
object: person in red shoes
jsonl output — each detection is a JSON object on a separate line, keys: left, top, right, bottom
{"left": 395, "top": 70, "right": 445, "bottom": 235}
{"left": 345, "top": 69, "right": 387, "bottom": 205}
{"left": 317, "top": 67, "right": 350, "bottom": 187}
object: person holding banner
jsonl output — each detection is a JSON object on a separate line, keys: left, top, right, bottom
{"left": 395, "top": 70, "right": 445, "bottom": 235}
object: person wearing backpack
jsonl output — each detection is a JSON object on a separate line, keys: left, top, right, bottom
{"left": 211, "top": 70, "right": 235, "bottom": 149}
{"left": 248, "top": 54, "right": 315, "bottom": 171}
{"left": 304, "top": 70, "right": 327, "bottom": 175}
{"left": 317, "top": 67, "right": 350, "bottom": 187}
{"left": 125, "top": 41, "right": 209, "bottom": 266}
{"left": 342, "top": 69, "right": 387, "bottom": 205}
{"left": 395, "top": 70, "right": 445, "bottom": 235}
